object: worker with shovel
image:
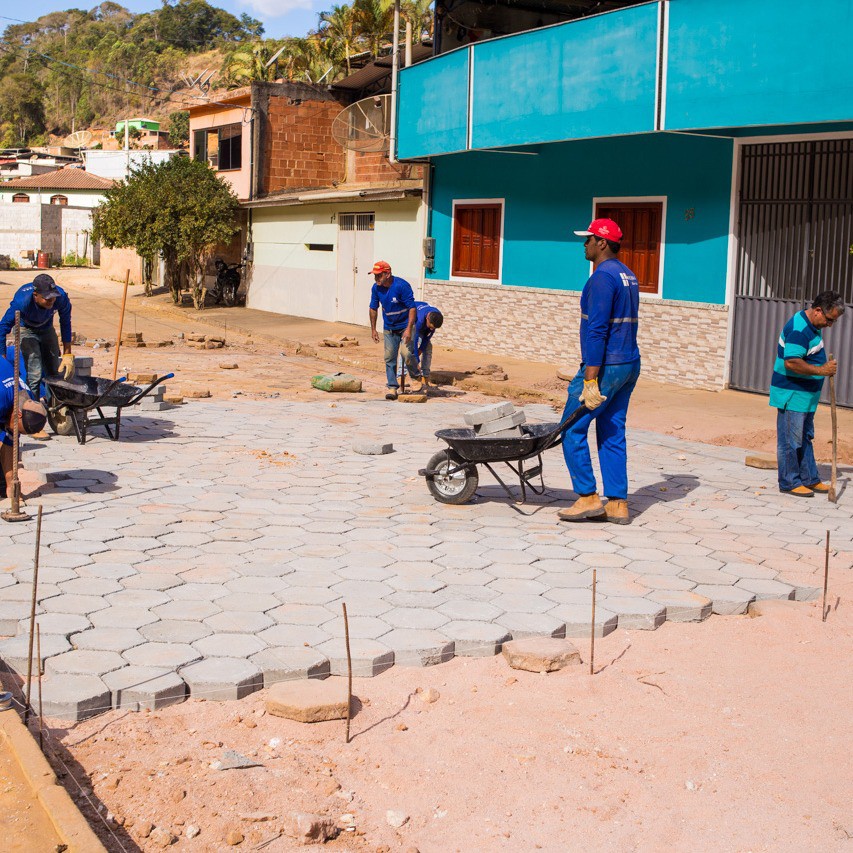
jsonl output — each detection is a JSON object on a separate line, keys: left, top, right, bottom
{"left": 401, "top": 301, "right": 444, "bottom": 393}
{"left": 770, "top": 290, "right": 844, "bottom": 497}
{"left": 0, "top": 274, "right": 76, "bottom": 402}
{"left": 558, "top": 218, "right": 641, "bottom": 526}
{"left": 368, "top": 261, "right": 416, "bottom": 400}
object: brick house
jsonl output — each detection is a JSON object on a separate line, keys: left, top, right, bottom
{"left": 187, "top": 69, "right": 427, "bottom": 324}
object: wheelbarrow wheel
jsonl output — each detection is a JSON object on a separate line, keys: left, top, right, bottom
{"left": 47, "top": 406, "right": 75, "bottom": 436}
{"left": 425, "top": 449, "right": 479, "bottom": 505}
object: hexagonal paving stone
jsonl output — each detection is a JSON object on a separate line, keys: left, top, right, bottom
{"left": 214, "top": 592, "right": 280, "bottom": 613}
{"left": 316, "top": 638, "right": 394, "bottom": 678}
{"left": 679, "top": 568, "right": 740, "bottom": 586}
{"left": 438, "top": 599, "right": 503, "bottom": 622}
{"left": 691, "top": 584, "right": 756, "bottom": 615}
{"left": 106, "top": 589, "right": 171, "bottom": 609}
{"left": 249, "top": 647, "right": 330, "bottom": 689}
{"left": 387, "top": 576, "right": 447, "bottom": 593}
{"left": 70, "top": 628, "right": 146, "bottom": 653}
{"left": 381, "top": 629, "right": 454, "bottom": 667}
{"left": 39, "top": 594, "right": 109, "bottom": 616}
{"left": 268, "top": 604, "right": 336, "bottom": 626}
{"left": 168, "top": 583, "right": 229, "bottom": 602}
{"left": 549, "top": 604, "right": 618, "bottom": 639}
{"left": 646, "top": 590, "right": 713, "bottom": 622}
{"left": 442, "top": 621, "right": 510, "bottom": 657}
{"left": 204, "top": 612, "right": 274, "bottom": 634}
{"left": 598, "top": 597, "right": 667, "bottom": 630}
{"left": 180, "top": 657, "right": 263, "bottom": 701}
{"left": 46, "top": 649, "right": 127, "bottom": 677}
{"left": 225, "top": 576, "right": 291, "bottom": 595}
{"left": 90, "top": 607, "right": 158, "bottom": 629}
{"left": 152, "top": 600, "right": 221, "bottom": 621}
{"left": 18, "top": 614, "right": 92, "bottom": 638}
{"left": 40, "top": 673, "right": 111, "bottom": 722}
{"left": 140, "top": 620, "right": 212, "bottom": 644}
{"left": 259, "top": 624, "right": 331, "bottom": 648}
{"left": 123, "top": 642, "right": 202, "bottom": 669}
{"left": 102, "top": 665, "right": 187, "bottom": 711}
{"left": 489, "top": 593, "right": 552, "bottom": 614}
{"left": 499, "top": 612, "right": 567, "bottom": 640}
{"left": 735, "top": 578, "right": 795, "bottom": 601}
{"left": 193, "top": 634, "right": 266, "bottom": 658}
{"left": 59, "top": 578, "right": 123, "bottom": 597}
{"left": 121, "top": 573, "right": 184, "bottom": 591}
{"left": 383, "top": 608, "right": 449, "bottom": 631}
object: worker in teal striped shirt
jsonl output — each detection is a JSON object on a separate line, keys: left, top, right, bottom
{"left": 770, "top": 290, "right": 844, "bottom": 496}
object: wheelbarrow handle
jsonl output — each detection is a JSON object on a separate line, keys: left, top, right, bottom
{"left": 545, "top": 403, "right": 590, "bottom": 445}
{"left": 87, "top": 377, "right": 128, "bottom": 410}
{"left": 126, "top": 373, "right": 175, "bottom": 406}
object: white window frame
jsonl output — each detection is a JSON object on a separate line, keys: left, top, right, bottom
{"left": 449, "top": 197, "right": 505, "bottom": 283}
{"left": 591, "top": 195, "right": 667, "bottom": 299}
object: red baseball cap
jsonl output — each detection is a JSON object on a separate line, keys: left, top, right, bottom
{"left": 371, "top": 260, "right": 391, "bottom": 275}
{"left": 573, "top": 218, "right": 623, "bottom": 242}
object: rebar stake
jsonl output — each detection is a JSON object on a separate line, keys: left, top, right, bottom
{"left": 24, "top": 505, "right": 43, "bottom": 723}
{"left": 822, "top": 530, "right": 830, "bottom": 623}
{"left": 342, "top": 602, "right": 353, "bottom": 743}
{"left": 2, "top": 312, "right": 30, "bottom": 523}
{"left": 36, "top": 624, "right": 44, "bottom": 751}
{"left": 589, "top": 569, "right": 597, "bottom": 676}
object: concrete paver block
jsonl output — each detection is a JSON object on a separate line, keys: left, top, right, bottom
{"left": 550, "top": 604, "right": 618, "bottom": 638}
{"left": 500, "top": 612, "right": 567, "bottom": 640}
{"left": 602, "top": 597, "right": 667, "bottom": 630}
{"left": 123, "top": 642, "right": 202, "bottom": 669}
{"left": 646, "top": 590, "right": 713, "bottom": 622}
{"left": 140, "top": 620, "right": 212, "bottom": 644}
{"left": 204, "top": 611, "right": 274, "bottom": 634}
{"left": 692, "top": 584, "right": 756, "bottom": 615}
{"left": 380, "top": 629, "right": 454, "bottom": 667}
{"left": 463, "top": 401, "right": 515, "bottom": 426}
{"left": 180, "top": 657, "right": 264, "bottom": 701}
{"left": 502, "top": 637, "right": 582, "bottom": 672}
{"left": 89, "top": 606, "right": 158, "bottom": 629}
{"left": 17, "top": 613, "right": 91, "bottom": 638}
{"left": 0, "top": 634, "right": 71, "bottom": 672}
{"left": 46, "top": 649, "right": 127, "bottom": 677}
{"left": 102, "top": 665, "right": 188, "bottom": 711}
{"left": 316, "top": 638, "right": 394, "bottom": 678}
{"left": 792, "top": 585, "right": 821, "bottom": 602}
{"left": 70, "top": 628, "right": 146, "bottom": 653}
{"left": 193, "top": 634, "right": 266, "bottom": 658}
{"left": 250, "top": 647, "right": 330, "bottom": 689}
{"left": 353, "top": 442, "right": 393, "bottom": 455}
{"left": 735, "top": 578, "right": 795, "bottom": 600}
{"left": 0, "top": 602, "right": 25, "bottom": 635}
{"left": 442, "top": 621, "right": 510, "bottom": 656}
{"left": 265, "top": 677, "right": 350, "bottom": 722}
{"left": 215, "top": 592, "right": 280, "bottom": 613}
{"left": 40, "top": 673, "right": 111, "bottom": 722}
{"left": 745, "top": 452, "right": 777, "bottom": 469}
{"left": 475, "top": 410, "right": 527, "bottom": 435}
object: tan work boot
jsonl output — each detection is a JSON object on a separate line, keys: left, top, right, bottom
{"left": 604, "top": 499, "right": 630, "bottom": 525}
{"left": 558, "top": 494, "right": 605, "bottom": 521}
{"left": 806, "top": 482, "right": 829, "bottom": 494}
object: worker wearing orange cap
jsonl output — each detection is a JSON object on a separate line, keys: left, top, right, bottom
{"left": 368, "top": 261, "right": 416, "bottom": 400}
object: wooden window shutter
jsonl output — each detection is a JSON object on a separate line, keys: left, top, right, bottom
{"left": 452, "top": 203, "right": 501, "bottom": 279}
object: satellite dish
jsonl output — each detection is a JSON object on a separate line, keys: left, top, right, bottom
{"left": 331, "top": 95, "right": 391, "bottom": 153}
{"left": 64, "top": 130, "right": 94, "bottom": 149}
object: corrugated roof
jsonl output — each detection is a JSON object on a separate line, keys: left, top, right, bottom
{"left": 332, "top": 44, "right": 433, "bottom": 91}
{"left": 0, "top": 169, "right": 114, "bottom": 190}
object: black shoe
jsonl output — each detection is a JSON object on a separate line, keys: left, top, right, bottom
{"left": 385, "top": 390, "right": 398, "bottom": 400}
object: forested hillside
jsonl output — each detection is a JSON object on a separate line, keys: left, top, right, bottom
{"left": 0, "top": 0, "right": 433, "bottom": 149}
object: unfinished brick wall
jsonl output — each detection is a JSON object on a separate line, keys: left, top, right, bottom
{"left": 261, "top": 99, "right": 346, "bottom": 194}
{"left": 349, "top": 150, "right": 423, "bottom": 184}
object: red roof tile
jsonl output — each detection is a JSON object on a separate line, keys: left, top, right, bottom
{"left": 1, "top": 169, "right": 114, "bottom": 190}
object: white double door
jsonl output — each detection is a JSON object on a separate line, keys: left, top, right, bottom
{"left": 336, "top": 213, "right": 375, "bottom": 325}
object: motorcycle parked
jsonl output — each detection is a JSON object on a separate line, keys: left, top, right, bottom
{"left": 212, "top": 258, "right": 244, "bottom": 307}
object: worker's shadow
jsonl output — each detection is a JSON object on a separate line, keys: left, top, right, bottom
{"left": 49, "top": 469, "right": 119, "bottom": 493}
{"left": 111, "top": 416, "right": 177, "bottom": 443}
{"left": 626, "top": 475, "right": 701, "bottom": 519}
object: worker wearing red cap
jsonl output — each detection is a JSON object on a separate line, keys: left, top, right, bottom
{"left": 558, "top": 218, "right": 641, "bottom": 526}
{"left": 368, "top": 261, "right": 416, "bottom": 400}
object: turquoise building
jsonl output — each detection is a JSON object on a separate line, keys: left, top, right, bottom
{"left": 396, "top": 0, "right": 853, "bottom": 402}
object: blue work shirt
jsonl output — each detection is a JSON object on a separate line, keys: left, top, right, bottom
{"left": 0, "top": 283, "right": 73, "bottom": 344}
{"left": 412, "top": 301, "right": 440, "bottom": 361}
{"left": 579, "top": 258, "right": 640, "bottom": 368}
{"left": 1, "top": 352, "right": 32, "bottom": 446}
{"left": 369, "top": 276, "right": 415, "bottom": 332}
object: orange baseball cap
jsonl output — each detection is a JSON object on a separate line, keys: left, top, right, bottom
{"left": 371, "top": 260, "right": 391, "bottom": 274}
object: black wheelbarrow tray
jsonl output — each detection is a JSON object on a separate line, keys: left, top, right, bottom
{"left": 419, "top": 404, "right": 589, "bottom": 504}
{"left": 43, "top": 372, "right": 174, "bottom": 444}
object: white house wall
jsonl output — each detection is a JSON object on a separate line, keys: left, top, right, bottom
{"left": 0, "top": 189, "right": 107, "bottom": 208}
{"left": 247, "top": 198, "right": 424, "bottom": 321}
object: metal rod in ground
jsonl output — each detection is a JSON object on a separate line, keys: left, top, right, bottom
{"left": 828, "top": 355, "right": 838, "bottom": 503}
{"left": 342, "top": 602, "right": 353, "bottom": 744}
{"left": 589, "top": 569, "right": 597, "bottom": 676}
{"left": 24, "top": 505, "right": 44, "bottom": 723}
{"left": 112, "top": 269, "right": 130, "bottom": 380}
{"left": 2, "top": 312, "right": 30, "bottom": 523}
{"left": 36, "top": 623, "right": 43, "bottom": 750}
{"left": 822, "top": 530, "right": 830, "bottom": 623}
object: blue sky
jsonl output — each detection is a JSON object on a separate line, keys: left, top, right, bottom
{"left": 0, "top": 1, "right": 323, "bottom": 41}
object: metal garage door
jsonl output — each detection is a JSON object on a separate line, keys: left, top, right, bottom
{"left": 730, "top": 139, "right": 853, "bottom": 407}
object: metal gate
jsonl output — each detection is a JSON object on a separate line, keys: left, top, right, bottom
{"left": 730, "top": 139, "right": 853, "bottom": 407}
{"left": 336, "top": 213, "right": 375, "bottom": 325}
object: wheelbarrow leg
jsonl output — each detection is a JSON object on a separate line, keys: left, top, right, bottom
{"left": 71, "top": 409, "right": 86, "bottom": 445}
{"left": 114, "top": 407, "right": 122, "bottom": 441}
{"left": 97, "top": 407, "right": 116, "bottom": 441}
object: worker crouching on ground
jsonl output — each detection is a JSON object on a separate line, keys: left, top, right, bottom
{"left": 368, "top": 261, "right": 416, "bottom": 400}
{"left": 401, "top": 301, "right": 443, "bottom": 394}
{"left": 1, "top": 354, "right": 47, "bottom": 507}
{"left": 770, "top": 290, "right": 844, "bottom": 497}
{"left": 559, "top": 218, "right": 641, "bottom": 526}
{"left": 0, "top": 273, "right": 75, "bottom": 401}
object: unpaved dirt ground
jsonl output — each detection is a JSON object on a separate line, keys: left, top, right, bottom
{"left": 2, "top": 269, "right": 852, "bottom": 851}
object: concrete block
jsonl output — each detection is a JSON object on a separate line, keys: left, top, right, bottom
{"left": 0, "top": 634, "right": 70, "bottom": 672}
{"left": 123, "top": 642, "right": 202, "bottom": 669}
{"left": 204, "top": 612, "right": 274, "bottom": 634}
{"left": 745, "top": 453, "right": 777, "bottom": 469}
{"left": 0, "top": 602, "right": 24, "bottom": 636}
{"left": 352, "top": 442, "right": 393, "bottom": 455}
{"left": 502, "top": 637, "right": 582, "bottom": 672}
{"left": 604, "top": 597, "right": 667, "bottom": 630}
{"left": 265, "top": 678, "right": 350, "bottom": 723}
{"left": 475, "top": 411, "right": 527, "bottom": 436}
{"left": 478, "top": 426, "right": 523, "bottom": 438}
{"left": 500, "top": 612, "right": 567, "bottom": 640}
{"left": 442, "top": 621, "right": 510, "bottom": 656}
{"left": 646, "top": 590, "right": 713, "bottom": 622}
{"left": 692, "top": 584, "right": 755, "bottom": 615}
{"left": 140, "top": 620, "right": 212, "bottom": 644}
{"left": 380, "top": 629, "right": 454, "bottom": 667}
{"left": 249, "top": 647, "right": 330, "bottom": 689}
{"left": 46, "top": 649, "right": 127, "bottom": 677}
{"left": 180, "top": 657, "right": 264, "bottom": 701}
{"left": 793, "top": 585, "right": 821, "bottom": 602}
{"left": 550, "top": 604, "right": 618, "bottom": 638}
{"left": 463, "top": 401, "right": 515, "bottom": 426}
{"left": 40, "top": 673, "right": 111, "bottom": 722}
{"left": 70, "top": 628, "right": 146, "bottom": 653}
{"left": 192, "top": 634, "right": 265, "bottom": 658}
{"left": 102, "top": 665, "right": 187, "bottom": 711}
{"left": 735, "top": 578, "right": 795, "bottom": 600}
{"left": 316, "top": 638, "right": 394, "bottom": 678}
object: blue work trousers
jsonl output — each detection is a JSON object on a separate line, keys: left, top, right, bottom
{"left": 20, "top": 324, "right": 60, "bottom": 399}
{"left": 561, "top": 360, "right": 641, "bottom": 500}
{"left": 776, "top": 408, "right": 820, "bottom": 492}
{"left": 383, "top": 329, "right": 405, "bottom": 389}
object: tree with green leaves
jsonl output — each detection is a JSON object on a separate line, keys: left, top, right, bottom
{"left": 92, "top": 155, "right": 239, "bottom": 307}
{"left": 0, "top": 73, "right": 47, "bottom": 144}
{"left": 168, "top": 110, "right": 189, "bottom": 146}
{"left": 319, "top": 5, "right": 359, "bottom": 75}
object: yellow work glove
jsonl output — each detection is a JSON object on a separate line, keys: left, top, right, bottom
{"left": 579, "top": 378, "right": 607, "bottom": 410}
{"left": 59, "top": 353, "right": 75, "bottom": 380}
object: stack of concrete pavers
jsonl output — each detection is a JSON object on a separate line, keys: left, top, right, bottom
{"left": 73, "top": 356, "right": 93, "bottom": 379}
{"left": 126, "top": 373, "right": 172, "bottom": 412}
{"left": 464, "top": 401, "right": 527, "bottom": 438}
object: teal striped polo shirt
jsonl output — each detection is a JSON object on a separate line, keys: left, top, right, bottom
{"left": 769, "top": 310, "right": 826, "bottom": 413}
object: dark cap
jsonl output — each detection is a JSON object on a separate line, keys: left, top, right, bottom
{"left": 20, "top": 400, "right": 47, "bottom": 434}
{"left": 32, "top": 274, "right": 59, "bottom": 299}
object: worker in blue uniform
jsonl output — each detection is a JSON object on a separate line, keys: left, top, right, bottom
{"left": 401, "top": 301, "right": 443, "bottom": 393}
{"left": 368, "top": 260, "right": 416, "bottom": 400}
{"left": 0, "top": 273, "right": 75, "bottom": 399}
{"left": 559, "top": 218, "right": 641, "bottom": 526}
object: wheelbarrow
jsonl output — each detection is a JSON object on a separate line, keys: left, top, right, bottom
{"left": 419, "top": 404, "right": 589, "bottom": 505}
{"left": 43, "top": 372, "right": 174, "bottom": 445}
